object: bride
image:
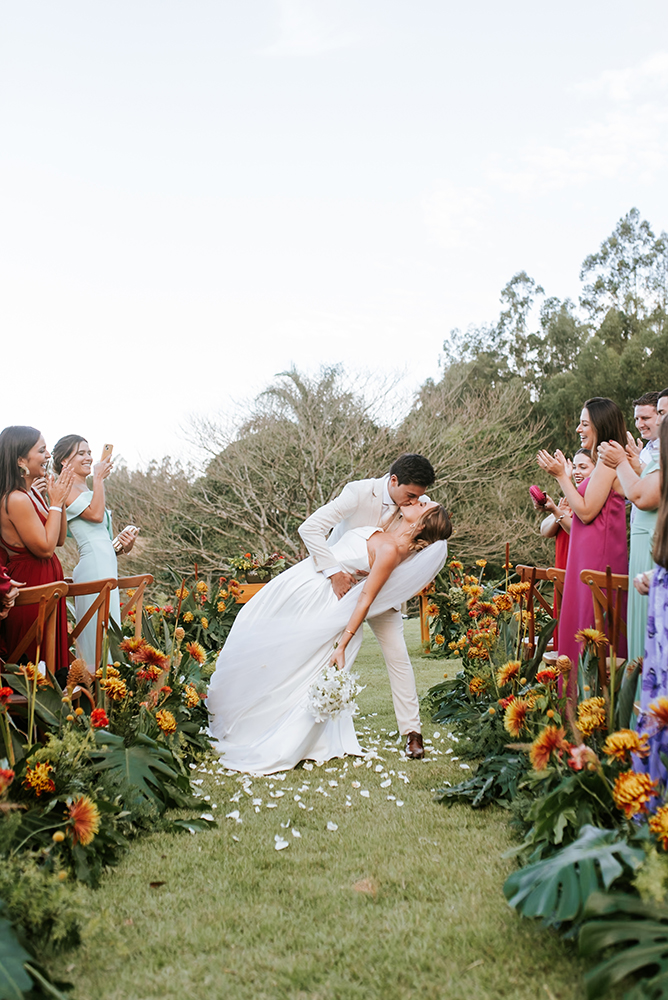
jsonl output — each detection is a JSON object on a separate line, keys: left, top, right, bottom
{"left": 206, "top": 501, "right": 451, "bottom": 774}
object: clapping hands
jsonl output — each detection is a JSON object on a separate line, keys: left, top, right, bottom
{"left": 537, "top": 449, "right": 567, "bottom": 479}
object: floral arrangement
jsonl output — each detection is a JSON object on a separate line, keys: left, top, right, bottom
{"left": 306, "top": 666, "right": 364, "bottom": 723}
{"left": 227, "top": 551, "right": 286, "bottom": 583}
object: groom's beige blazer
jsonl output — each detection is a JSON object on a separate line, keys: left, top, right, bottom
{"left": 298, "top": 476, "right": 393, "bottom": 575}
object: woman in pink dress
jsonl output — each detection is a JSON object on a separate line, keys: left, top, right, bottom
{"left": 538, "top": 398, "right": 628, "bottom": 702}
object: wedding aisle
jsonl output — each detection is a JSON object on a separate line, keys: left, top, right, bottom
{"left": 53, "top": 621, "right": 588, "bottom": 1000}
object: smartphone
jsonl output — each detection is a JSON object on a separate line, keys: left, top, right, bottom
{"left": 101, "top": 443, "right": 114, "bottom": 462}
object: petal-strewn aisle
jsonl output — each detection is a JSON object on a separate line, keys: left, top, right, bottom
{"left": 53, "top": 621, "right": 588, "bottom": 1000}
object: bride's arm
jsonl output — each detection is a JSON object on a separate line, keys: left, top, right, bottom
{"left": 330, "top": 543, "right": 400, "bottom": 669}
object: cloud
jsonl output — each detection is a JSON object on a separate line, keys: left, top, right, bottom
{"left": 261, "top": 0, "right": 359, "bottom": 57}
{"left": 575, "top": 51, "right": 668, "bottom": 102}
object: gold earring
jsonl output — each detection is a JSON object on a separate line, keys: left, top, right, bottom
{"left": 19, "top": 465, "right": 28, "bottom": 476}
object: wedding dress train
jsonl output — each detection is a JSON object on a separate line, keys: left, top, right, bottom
{"left": 206, "top": 527, "right": 447, "bottom": 774}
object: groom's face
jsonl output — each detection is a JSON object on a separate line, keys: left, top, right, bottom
{"left": 388, "top": 475, "right": 423, "bottom": 507}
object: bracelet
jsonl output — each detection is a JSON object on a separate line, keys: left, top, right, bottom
{"left": 555, "top": 515, "right": 564, "bottom": 523}
{"left": 49, "top": 506, "right": 63, "bottom": 513}
{"left": 345, "top": 629, "right": 356, "bottom": 636}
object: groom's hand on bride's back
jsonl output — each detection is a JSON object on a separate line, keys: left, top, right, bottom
{"left": 331, "top": 571, "right": 358, "bottom": 599}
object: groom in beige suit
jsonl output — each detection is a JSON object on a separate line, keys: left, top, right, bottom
{"left": 298, "top": 453, "right": 436, "bottom": 759}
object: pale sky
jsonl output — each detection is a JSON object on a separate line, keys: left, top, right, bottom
{"left": 3, "top": 1, "right": 668, "bottom": 467}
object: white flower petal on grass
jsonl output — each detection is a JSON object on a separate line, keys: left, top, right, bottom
{"left": 252, "top": 798, "right": 262, "bottom": 805}
{"left": 274, "top": 835, "right": 289, "bottom": 851}
{"left": 351, "top": 781, "right": 361, "bottom": 788}
{"left": 380, "top": 779, "right": 391, "bottom": 788}
{"left": 294, "top": 795, "right": 302, "bottom": 802}
{"left": 328, "top": 780, "right": 338, "bottom": 787}
{"left": 280, "top": 819, "right": 291, "bottom": 828}
{"left": 270, "top": 791, "right": 285, "bottom": 798}
{"left": 375, "top": 764, "right": 383, "bottom": 772}
{"left": 396, "top": 801, "right": 404, "bottom": 807}
{"left": 254, "top": 806, "right": 260, "bottom": 813}
{"left": 189, "top": 763, "right": 197, "bottom": 770}
{"left": 191, "top": 779, "right": 204, "bottom": 786}
{"left": 459, "top": 763, "right": 471, "bottom": 770}
{"left": 298, "top": 802, "right": 307, "bottom": 809}
{"left": 327, "top": 821, "right": 338, "bottom": 831}
{"left": 303, "top": 762, "right": 313, "bottom": 770}
{"left": 292, "top": 829, "right": 301, "bottom": 838}
{"left": 232, "top": 835, "right": 240, "bottom": 842}
{"left": 266, "top": 803, "right": 278, "bottom": 809}
{"left": 360, "top": 790, "right": 370, "bottom": 798}
{"left": 200, "top": 813, "right": 215, "bottom": 822}
{"left": 225, "top": 810, "right": 242, "bottom": 824}
{"left": 433, "top": 731, "right": 440, "bottom": 739}
{"left": 387, "top": 795, "right": 396, "bottom": 801}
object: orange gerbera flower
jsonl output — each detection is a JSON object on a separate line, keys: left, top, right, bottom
{"left": 577, "top": 697, "right": 607, "bottom": 737}
{"left": 185, "top": 641, "right": 206, "bottom": 665}
{"left": 602, "top": 729, "right": 650, "bottom": 762}
{"left": 612, "top": 770, "right": 658, "bottom": 818}
{"left": 496, "top": 660, "right": 521, "bottom": 688}
{"left": 649, "top": 697, "right": 668, "bottom": 729}
{"left": 68, "top": 795, "right": 100, "bottom": 846}
{"left": 466, "top": 585, "right": 484, "bottom": 600}
{"left": 133, "top": 644, "right": 170, "bottom": 670}
{"left": 23, "top": 762, "right": 55, "bottom": 797}
{"left": 649, "top": 805, "right": 668, "bottom": 850}
{"left": 426, "top": 603, "right": 439, "bottom": 616}
{"left": 433, "top": 634, "right": 445, "bottom": 646}
{"left": 119, "top": 637, "right": 147, "bottom": 656}
{"left": 530, "top": 726, "right": 570, "bottom": 771}
{"left": 504, "top": 698, "right": 530, "bottom": 737}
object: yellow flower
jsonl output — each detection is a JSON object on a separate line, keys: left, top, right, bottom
{"left": 448, "top": 641, "right": 457, "bottom": 650}
{"left": 529, "top": 726, "right": 570, "bottom": 771}
{"left": 100, "top": 676, "right": 128, "bottom": 702}
{"left": 507, "top": 582, "right": 531, "bottom": 602}
{"left": 433, "top": 634, "right": 445, "bottom": 645}
{"left": 448, "top": 560, "right": 463, "bottom": 570}
{"left": 183, "top": 611, "right": 194, "bottom": 623}
{"left": 183, "top": 684, "right": 200, "bottom": 709}
{"left": 649, "top": 805, "right": 668, "bottom": 849}
{"left": 426, "top": 603, "right": 439, "bottom": 616}
{"left": 23, "top": 762, "right": 56, "bottom": 797}
{"left": 68, "top": 795, "right": 100, "bottom": 846}
{"left": 201, "top": 617, "right": 209, "bottom": 629}
{"left": 602, "top": 729, "right": 650, "bottom": 762}
{"left": 575, "top": 628, "right": 608, "bottom": 649}
{"left": 19, "top": 662, "right": 49, "bottom": 688}
{"left": 451, "top": 612, "right": 461, "bottom": 623}
{"left": 156, "top": 709, "right": 177, "bottom": 735}
{"left": 493, "top": 594, "right": 513, "bottom": 612}
{"left": 496, "top": 660, "right": 521, "bottom": 688}
{"left": 577, "top": 697, "right": 607, "bottom": 737}
{"left": 612, "top": 770, "right": 658, "bottom": 818}
{"left": 468, "top": 676, "right": 486, "bottom": 696}
{"left": 52, "top": 830, "right": 65, "bottom": 843}
{"left": 466, "top": 585, "right": 484, "bottom": 600}
{"left": 95, "top": 665, "right": 120, "bottom": 680}
{"left": 217, "top": 601, "right": 227, "bottom": 613}
{"left": 504, "top": 698, "right": 530, "bottom": 738}
{"left": 196, "top": 581, "right": 208, "bottom": 593}
{"left": 175, "top": 584, "right": 189, "bottom": 600}
{"left": 649, "top": 697, "right": 668, "bottom": 729}
{"left": 475, "top": 559, "right": 487, "bottom": 568}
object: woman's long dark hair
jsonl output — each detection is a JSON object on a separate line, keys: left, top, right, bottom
{"left": 583, "top": 397, "right": 627, "bottom": 457}
{"left": 0, "top": 425, "right": 41, "bottom": 509}
{"left": 52, "top": 435, "right": 86, "bottom": 475}
{"left": 652, "top": 419, "right": 668, "bottom": 570}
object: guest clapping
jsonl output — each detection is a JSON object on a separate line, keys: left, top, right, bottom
{"left": 537, "top": 398, "right": 628, "bottom": 700}
{"left": 52, "top": 436, "right": 136, "bottom": 671}
{"left": 0, "top": 426, "right": 73, "bottom": 672}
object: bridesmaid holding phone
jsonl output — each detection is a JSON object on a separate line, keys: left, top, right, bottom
{"left": 52, "top": 436, "right": 138, "bottom": 671}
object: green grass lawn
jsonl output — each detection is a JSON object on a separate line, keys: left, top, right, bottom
{"left": 52, "top": 620, "right": 590, "bottom": 1000}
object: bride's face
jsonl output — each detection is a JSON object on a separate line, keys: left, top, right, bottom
{"left": 400, "top": 499, "right": 437, "bottom": 526}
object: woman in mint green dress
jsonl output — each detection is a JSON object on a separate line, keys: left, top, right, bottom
{"left": 599, "top": 440, "right": 661, "bottom": 663}
{"left": 52, "top": 436, "right": 136, "bottom": 670}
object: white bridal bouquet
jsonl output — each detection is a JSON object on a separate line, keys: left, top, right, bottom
{"left": 306, "top": 665, "right": 365, "bottom": 722}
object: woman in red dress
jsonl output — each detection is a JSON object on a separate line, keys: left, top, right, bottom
{"left": 0, "top": 426, "right": 73, "bottom": 674}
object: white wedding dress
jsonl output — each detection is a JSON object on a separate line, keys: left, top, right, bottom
{"left": 206, "top": 527, "right": 447, "bottom": 774}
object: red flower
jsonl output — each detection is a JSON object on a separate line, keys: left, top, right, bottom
{"left": 0, "top": 687, "right": 13, "bottom": 706}
{"left": 160, "top": 685, "right": 173, "bottom": 696}
{"left": 536, "top": 668, "right": 558, "bottom": 685}
{"left": 133, "top": 645, "right": 170, "bottom": 671}
{"left": 0, "top": 768, "right": 14, "bottom": 795}
{"left": 90, "top": 708, "right": 110, "bottom": 729}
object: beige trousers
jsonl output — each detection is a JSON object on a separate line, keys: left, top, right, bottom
{"left": 366, "top": 607, "right": 421, "bottom": 735}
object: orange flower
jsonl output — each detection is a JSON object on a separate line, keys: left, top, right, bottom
{"left": 612, "top": 770, "right": 658, "bottom": 818}
{"left": 507, "top": 582, "right": 531, "bottom": 603}
{"left": 433, "top": 634, "right": 445, "bottom": 646}
{"left": 529, "top": 726, "right": 570, "bottom": 771}
{"left": 0, "top": 768, "right": 15, "bottom": 796}
{"left": 19, "top": 662, "right": 49, "bottom": 688}
{"left": 536, "top": 668, "right": 558, "bottom": 685}
{"left": 95, "top": 664, "right": 120, "bottom": 680}
{"left": 175, "top": 584, "right": 189, "bottom": 600}
{"left": 100, "top": 676, "right": 128, "bottom": 702}
{"left": 156, "top": 709, "right": 177, "bottom": 735}
{"left": 195, "top": 580, "right": 208, "bottom": 594}
{"left": 449, "top": 560, "right": 463, "bottom": 570}
{"left": 90, "top": 708, "right": 109, "bottom": 729}
{"left": 134, "top": 645, "right": 170, "bottom": 671}
{"left": 649, "top": 805, "right": 668, "bottom": 850}
{"left": 575, "top": 628, "right": 608, "bottom": 649}
{"left": 119, "top": 637, "right": 147, "bottom": 656}
{"left": 23, "top": 762, "right": 55, "bottom": 797}
{"left": 477, "top": 601, "right": 499, "bottom": 617}
{"left": 185, "top": 641, "right": 206, "bottom": 665}
{"left": 648, "top": 697, "right": 668, "bottom": 729}
{"left": 475, "top": 559, "right": 487, "bottom": 568}
{"left": 183, "top": 684, "right": 200, "bottom": 709}
{"left": 426, "top": 603, "right": 439, "bottom": 616}
{"left": 504, "top": 698, "right": 530, "bottom": 737}
{"left": 602, "top": 729, "right": 650, "bottom": 762}
{"left": 468, "top": 676, "right": 486, "bottom": 696}
{"left": 136, "top": 665, "right": 163, "bottom": 683}
{"left": 493, "top": 594, "right": 513, "bottom": 612}
{"left": 68, "top": 795, "right": 100, "bottom": 846}
{"left": 496, "top": 660, "right": 521, "bottom": 688}
{"left": 466, "top": 585, "right": 484, "bottom": 600}
{"left": 577, "top": 697, "right": 607, "bottom": 737}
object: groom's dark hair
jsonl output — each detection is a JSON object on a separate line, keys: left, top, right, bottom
{"left": 389, "top": 453, "right": 435, "bottom": 488}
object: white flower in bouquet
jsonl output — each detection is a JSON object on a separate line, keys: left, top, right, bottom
{"left": 307, "top": 665, "right": 365, "bottom": 723}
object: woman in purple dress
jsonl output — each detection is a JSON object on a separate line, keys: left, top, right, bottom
{"left": 537, "top": 398, "right": 628, "bottom": 703}
{"left": 634, "top": 418, "right": 668, "bottom": 789}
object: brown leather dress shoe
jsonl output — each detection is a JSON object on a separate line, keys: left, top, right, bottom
{"left": 405, "top": 732, "right": 425, "bottom": 759}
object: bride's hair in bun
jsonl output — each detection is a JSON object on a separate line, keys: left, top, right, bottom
{"left": 410, "top": 504, "right": 452, "bottom": 552}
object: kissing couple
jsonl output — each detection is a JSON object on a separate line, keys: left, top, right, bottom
{"left": 206, "top": 453, "right": 451, "bottom": 774}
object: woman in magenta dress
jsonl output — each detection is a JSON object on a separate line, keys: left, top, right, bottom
{"left": 538, "top": 398, "right": 628, "bottom": 702}
{"left": 0, "top": 426, "right": 73, "bottom": 674}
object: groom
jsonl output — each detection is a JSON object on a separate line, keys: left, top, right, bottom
{"left": 298, "top": 453, "right": 436, "bottom": 759}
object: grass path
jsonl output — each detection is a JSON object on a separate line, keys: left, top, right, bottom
{"left": 53, "top": 621, "right": 589, "bottom": 1000}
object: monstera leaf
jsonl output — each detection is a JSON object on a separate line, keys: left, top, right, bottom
{"left": 0, "top": 912, "right": 32, "bottom": 999}
{"left": 580, "top": 891, "right": 668, "bottom": 999}
{"left": 89, "top": 732, "right": 179, "bottom": 808}
{"left": 504, "top": 825, "right": 644, "bottom": 923}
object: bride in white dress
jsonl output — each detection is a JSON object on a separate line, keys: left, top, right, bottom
{"left": 206, "top": 502, "right": 450, "bottom": 774}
